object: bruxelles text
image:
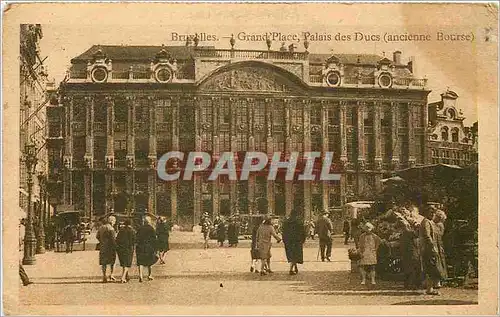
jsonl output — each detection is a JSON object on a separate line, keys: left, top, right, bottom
{"left": 156, "top": 151, "right": 341, "bottom": 182}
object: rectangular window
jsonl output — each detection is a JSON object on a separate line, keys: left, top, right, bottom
{"left": 328, "top": 107, "right": 340, "bottom": 126}
{"left": 135, "top": 138, "right": 149, "bottom": 159}
{"left": 73, "top": 136, "right": 86, "bottom": 160}
{"left": 310, "top": 104, "right": 322, "bottom": 126}
{"left": 311, "top": 134, "right": 322, "bottom": 152}
{"left": 94, "top": 101, "right": 107, "bottom": 122}
{"left": 73, "top": 101, "right": 86, "bottom": 122}
{"left": 272, "top": 101, "right": 285, "bottom": 131}
{"left": 328, "top": 132, "right": 341, "bottom": 161}
{"left": 219, "top": 131, "right": 231, "bottom": 152}
{"left": 399, "top": 104, "right": 408, "bottom": 127}
{"left": 157, "top": 137, "right": 170, "bottom": 158}
{"left": 93, "top": 136, "right": 106, "bottom": 160}
{"left": 363, "top": 107, "right": 374, "bottom": 126}
{"left": 219, "top": 100, "right": 230, "bottom": 125}
{"left": 135, "top": 101, "right": 149, "bottom": 122}
{"left": 114, "top": 139, "right": 127, "bottom": 159}
{"left": 273, "top": 132, "right": 285, "bottom": 153}
{"left": 201, "top": 99, "right": 213, "bottom": 124}
{"left": 381, "top": 104, "right": 392, "bottom": 127}
{"left": 114, "top": 101, "right": 128, "bottom": 122}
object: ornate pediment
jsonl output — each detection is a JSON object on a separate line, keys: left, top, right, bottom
{"left": 199, "top": 66, "right": 302, "bottom": 93}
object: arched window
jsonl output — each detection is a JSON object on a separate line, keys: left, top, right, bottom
{"left": 441, "top": 126, "right": 449, "bottom": 141}
{"left": 451, "top": 128, "right": 459, "bottom": 142}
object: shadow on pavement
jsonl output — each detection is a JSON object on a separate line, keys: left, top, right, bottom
{"left": 393, "top": 299, "right": 478, "bottom": 305}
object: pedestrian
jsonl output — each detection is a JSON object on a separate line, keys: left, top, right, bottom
{"left": 433, "top": 209, "right": 448, "bottom": 289}
{"left": 316, "top": 211, "right": 334, "bottom": 262}
{"left": 116, "top": 219, "right": 135, "bottom": 283}
{"left": 399, "top": 218, "right": 422, "bottom": 290}
{"left": 19, "top": 264, "right": 32, "bottom": 286}
{"left": 96, "top": 215, "right": 117, "bottom": 283}
{"left": 156, "top": 216, "right": 171, "bottom": 264}
{"left": 358, "top": 222, "right": 382, "bottom": 285}
{"left": 256, "top": 215, "right": 281, "bottom": 275}
{"left": 282, "top": 213, "right": 306, "bottom": 275}
{"left": 351, "top": 218, "right": 362, "bottom": 248}
{"left": 227, "top": 217, "right": 240, "bottom": 247}
{"left": 306, "top": 220, "right": 315, "bottom": 240}
{"left": 200, "top": 212, "right": 212, "bottom": 249}
{"left": 136, "top": 216, "right": 158, "bottom": 282}
{"left": 250, "top": 216, "right": 263, "bottom": 273}
{"left": 63, "top": 224, "right": 75, "bottom": 253}
{"left": 419, "top": 206, "right": 446, "bottom": 295}
{"left": 343, "top": 218, "right": 351, "bottom": 245}
{"left": 216, "top": 217, "right": 226, "bottom": 247}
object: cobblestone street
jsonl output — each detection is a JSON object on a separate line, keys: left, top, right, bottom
{"left": 18, "top": 232, "right": 477, "bottom": 308}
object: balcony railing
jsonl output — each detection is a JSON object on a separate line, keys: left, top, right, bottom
{"left": 309, "top": 74, "right": 322, "bottom": 83}
{"left": 93, "top": 122, "right": 106, "bottom": 134}
{"left": 194, "top": 48, "right": 308, "bottom": 61}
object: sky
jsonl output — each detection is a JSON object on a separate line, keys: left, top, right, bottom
{"left": 34, "top": 3, "right": 498, "bottom": 126}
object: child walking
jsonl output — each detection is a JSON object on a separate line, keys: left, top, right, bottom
{"left": 358, "top": 222, "right": 382, "bottom": 285}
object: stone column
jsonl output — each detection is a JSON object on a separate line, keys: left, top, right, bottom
{"left": 408, "top": 102, "right": 416, "bottom": 167}
{"left": 63, "top": 97, "right": 73, "bottom": 205}
{"left": 148, "top": 97, "right": 157, "bottom": 215}
{"left": 302, "top": 99, "right": 312, "bottom": 220}
{"left": 194, "top": 97, "right": 202, "bottom": 223}
{"left": 321, "top": 101, "right": 329, "bottom": 211}
{"left": 357, "top": 101, "right": 365, "bottom": 169}
{"left": 229, "top": 98, "right": 237, "bottom": 215}
{"left": 422, "top": 102, "right": 429, "bottom": 164}
{"left": 247, "top": 98, "right": 255, "bottom": 216}
{"left": 171, "top": 97, "right": 180, "bottom": 220}
{"left": 265, "top": 99, "right": 274, "bottom": 215}
{"left": 148, "top": 170, "right": 156, "bottom": 216}
{"left": 170, "top": 180, "right": 178, "bottom": 222}
{"left": 84, "top": 172, "right": 93, "bottom": 219}
{"left": 374, "top": 101, "right": 382, "bottom": 170}
{"left": 126, "top": 97, "right": 136, "bottom": 214}
{"left": 339, "top": 101, "right": 348, "bottom": 167}
{"left": 105, "top": 171, "right": 114, "bottom": 213}
{"left": 391, "top": 102, "right": 400, "bottom": 169}
{"left": 284, "top": 99, "right": 292, "bottom": 216}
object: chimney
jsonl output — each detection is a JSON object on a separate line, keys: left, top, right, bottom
{"left": 408, "top": 56, "right": 416, "bottom": 75}
{"left": 393, "top": 50, "right": 402, "bottom": 64}
{"left": 288, "top": 44, "right": 297, "bottom": 53}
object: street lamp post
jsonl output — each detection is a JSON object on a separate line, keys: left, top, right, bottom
{"left": 22, "top": 144, "right": 38, "bottom": 265}
{"left": 36, "top": 172, "right": 46, "bottom": 254}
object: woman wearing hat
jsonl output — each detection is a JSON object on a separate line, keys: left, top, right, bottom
{"left": 256, "top": 215, "right": 282, "bottom": 275}
{"left": 116, "top": 219, "right": 135, "bottom": 283}
{"left": 358, "top": 222, "right": 382, "bottom": 285}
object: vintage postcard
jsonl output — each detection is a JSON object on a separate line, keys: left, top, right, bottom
{"left": 2, "top": 2, "right": 498, "bottom": 315}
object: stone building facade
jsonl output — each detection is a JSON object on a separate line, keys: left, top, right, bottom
{"left": 427, "top": 90, "right": 477, "bottom": 166}
{"left": 19, "top": 24, "right": 50, "bottom": 223}
{"left": 47, "top": 42, "right": 430, "bottom": 229}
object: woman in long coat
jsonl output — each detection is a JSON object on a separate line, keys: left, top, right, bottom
{"left": 433, "top": 209, "right": 448, "bottom": 287}
{"left": 419, "top": 206, "right": 446, "bottom": 295}
{"left": 250, "top": 217, "right": 263, "bottom": 273}
{"left": 136, "top": 216, "right": 158, "bottom": 282}
{"left": 282, "top": 214, "right": 306, "bottom": 275}
{"left": 116, "top": 219, "right": 135, "bottom": 283}
{"left": 256, "top": 216, "right": 281, "bottom": 275}
{"left": 96, "top": 216, "right": 117, "bottom": 283}
{"left": 216, "top": 218, "right": 226, "bottom": 247}
{"left": 399, "top": 220, "right": 422, "bottom": 289}
{"left": 227, "top": 218, "right": 240, "bottom": 247}
{"left": 156, "top": 217, "right": 171, "bottom": 264}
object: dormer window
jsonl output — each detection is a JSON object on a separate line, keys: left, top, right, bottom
{"left": 441, "top": 126, "right": 449, "bottom": 141}
{"left": 451, "top": 128, "right": 459, "bottom": 142}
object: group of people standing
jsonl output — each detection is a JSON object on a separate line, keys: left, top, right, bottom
{"left": 399, "top": 205, "right": 448, "bottom": 295}
{"left": 347, "top": 205, "right": 448, "bottom": 294}
{"left": 96, "top": 215, "right": 171, "bottom": 283}
{"left": 200, "top": 213, "right": 240, "bottom": 249}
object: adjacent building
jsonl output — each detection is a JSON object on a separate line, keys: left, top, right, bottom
{"left": 20, "top": 24, "right": 50, "bottom": 228}
{"left": 427, "top": 90, "right": 477, "bottom": 166}
{"left": 47, "top": 40, "right": 431, "bottom": 229}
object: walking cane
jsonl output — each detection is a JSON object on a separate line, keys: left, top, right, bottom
{"left": 316, "top": 245, "right": 320, "bottom": 261}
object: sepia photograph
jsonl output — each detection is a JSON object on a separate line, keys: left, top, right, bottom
{"left": 2, "top": 2, "right": 498, "bottom": 315}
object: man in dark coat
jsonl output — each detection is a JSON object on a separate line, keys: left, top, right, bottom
{"left": 116, "top": 219, "right": 135, "bottom": 283}
{"left": 136, "top": 216, "right": 158, "bottom": 282}
{"left": 343, "top": 218, "right": 351, "bottom": 245}
{"left": 316, "top": 211, "right": 334, "bottom": 262}
{"left": 227, "top": 218, "right": 240, "bottom": 247}
{"left": 216, "top": 218, "right": 226, "bottom": 247}
{"left": 282, "top": 213, "right": 306, "bottom": 275}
